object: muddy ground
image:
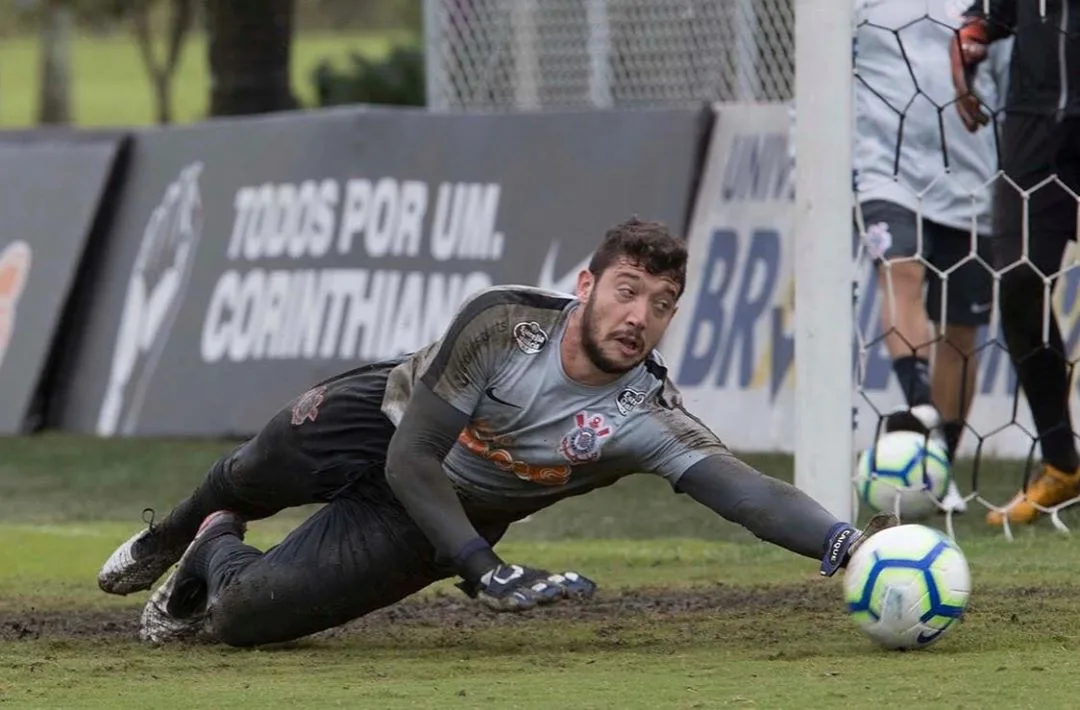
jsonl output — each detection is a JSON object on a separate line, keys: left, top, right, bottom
{"left": 0, "top": 582, "right": 840, "bottom": 644}
{"left": 2, "top": 581, "right": 1050, "bottom": 646}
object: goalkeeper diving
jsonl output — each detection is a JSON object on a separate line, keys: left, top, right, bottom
{"left": 97, "top": 217, "right": 896, "bottom": 647}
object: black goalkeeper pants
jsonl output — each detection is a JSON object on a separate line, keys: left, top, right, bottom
{"left": 992, "top": 113, "right": 1080, "bottom": 473}
{"left": 157, "top": 362, "right": 509, "bottom": 647}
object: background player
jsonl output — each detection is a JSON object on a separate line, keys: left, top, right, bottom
{"left": 98, "top": 217, "right": 896, "bottom": 647}
{"left": 855, "top": 0, "right": 1012, "bottom": 513}
{"left": 951, "top": 0, "right": 1080, "bottom": 525}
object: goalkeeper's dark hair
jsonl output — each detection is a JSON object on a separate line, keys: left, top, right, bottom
{"left": 589, "top": 216, "right": 688, "bottom": 298}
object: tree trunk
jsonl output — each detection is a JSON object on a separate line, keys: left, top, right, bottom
{"left": 153, "top": 76, "right": 171, "bottom": 124}
{"left": 131, "top": 0, "right": 194, "bottom": 126}
{"left": 37, "top": 0, "right": 72, "bottom": 125}
{"left": 206, "top": 0, "right": 298, "bottom": 117}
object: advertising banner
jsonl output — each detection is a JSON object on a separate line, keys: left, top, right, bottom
{"left": 0, "top": 131, "right": 125, "bottom": 433}
{"left": 59, "top": 107, "right": 709, "bottom": 436}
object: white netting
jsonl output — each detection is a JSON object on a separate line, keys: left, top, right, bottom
{"left": 423, "top": 0, "right": 793, "bottom": 111}
{"left": 852, "top": 1, "right": 1080, "bottom": 539}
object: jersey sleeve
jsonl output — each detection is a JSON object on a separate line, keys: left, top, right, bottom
{"left": 637, "top": 390, "right": 731, "bottom": 483}
{"left": 418, "top": 288, "right": 512, "bottom": 416}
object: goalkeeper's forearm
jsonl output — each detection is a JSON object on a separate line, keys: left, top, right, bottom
{"left": 385, "top": 385, "right": 499, "bottom": 580}
{"left": 674, "top": 453, "right": 840, "bottom": 560}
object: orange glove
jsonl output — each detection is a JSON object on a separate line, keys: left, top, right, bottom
{"left": 949, "top": 18, "right": 991, "bottom": 132}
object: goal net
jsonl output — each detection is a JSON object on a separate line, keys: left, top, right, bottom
{"left": 422, "top": 0, "right": 1080, "bottom": 540}
{"left": 850, "top": 1, "right": 1080, "bottom": 539}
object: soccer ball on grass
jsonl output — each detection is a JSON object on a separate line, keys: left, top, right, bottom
{"left": 854, "top": 430, "right": 951, "bottom": 520}
{"left": 843, "top": 523, "right": 970, "bottom": 650}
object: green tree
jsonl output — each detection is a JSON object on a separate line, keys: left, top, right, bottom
{"left": 37, "top": 0, "right": 74, "bottom": 125}
{"left": 205, "top": 0, "right": 298, "bottom": 117}
{"left": 128, "top": 0, "right": 195, "bottom": 124}
{"left": 68, "top": 0, "right": 195, "bottom": 124}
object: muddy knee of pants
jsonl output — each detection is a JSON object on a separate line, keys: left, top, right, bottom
{"left": 204, "top": 493, "right": 454, "bottom": 647}
{"left": 206, "top": 562, "right": 331, "bottom": 647}
{"left": 205, "top": 561, "right": 444, "bottom": 647}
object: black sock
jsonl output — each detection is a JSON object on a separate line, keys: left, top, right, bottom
{"left": 1015, "top": 333, "right": 1079, "bottom": 473}
{"left": 182, "top": 531, "right": 246, "bottom": 590}
{"left": 1016, "top": 343, "right": 1079, "bottom": 473}
{"left": 168, "top": 532, "right": 241, "bottom": 619}
{"left": 892, "top": 356, "right": 932, "bottom": 407}
{"left": 190, "top": 534, "right": 225, "bottom": 581}
{"left": 941, "top": 420, "right": 964, "bottom": 463}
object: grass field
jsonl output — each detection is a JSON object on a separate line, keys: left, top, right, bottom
{"left": 3, "top": 435, "right": 1080, "bottom": 708}
{"left": 8, "top": 20, "right": 1080, "bottom": 710}
{"left": 0, "top": 31, "right": 409, "bottom": 128}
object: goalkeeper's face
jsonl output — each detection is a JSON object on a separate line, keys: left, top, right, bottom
{"left": 578, "top": 258, "right": 680, "bottom": 374}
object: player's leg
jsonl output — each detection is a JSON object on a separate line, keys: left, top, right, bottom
{"left": 99, "top": 363, "right": 397, "bottom": 595}
{"left": 987, "top": 114, "right": 1080, "bottom": 525}
{"left": 926, "top": 230, "right": 990, "bottom": 459}
{"left": 923, "top": 223, "right": 994, "bottom": 512}
{"left": 144, "top": 480, "right": 510, "bottom": 647}
{"left": 860, "top": 200, "right": 934, "bottom": 410}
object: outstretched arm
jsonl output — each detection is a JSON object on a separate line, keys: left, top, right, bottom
{"left": 673, "top": 453, "right": 892, "bottom": 575}
{"left": 674, "top": 453, "right": 840, "bottom": 560}
{"left": 641, "top": 394, "right": 889, "bottom": 575}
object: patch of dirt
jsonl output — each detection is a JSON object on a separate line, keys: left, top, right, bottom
{"left": 3, "top": 582, "right": 1065, "bottom": 646}
{"left": 0, "top": 582, "right": 835, "bottom": 644}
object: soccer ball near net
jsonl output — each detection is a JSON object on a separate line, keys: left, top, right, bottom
{"left": 843, "top": 524, "right": 970, "bottom": 651}
{"left": 854, "top": 430, "right": 951, "bottom": 520}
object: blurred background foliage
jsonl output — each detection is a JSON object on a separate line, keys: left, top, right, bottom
{"left": 0, "top": 0, "right": 425, "bottom": 127}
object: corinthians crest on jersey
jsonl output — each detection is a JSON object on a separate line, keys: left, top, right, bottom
{"left": 558, "top": 411, "right": 614, "bottom": 465}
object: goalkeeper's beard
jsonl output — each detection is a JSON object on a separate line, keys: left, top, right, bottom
{"left": 580, "top": 293, "right": 644, "bottom": 375}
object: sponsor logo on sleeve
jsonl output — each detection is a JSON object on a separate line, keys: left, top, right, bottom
{"left": 513, "top": 321, "right": 548, "bottom": 354}
{"left": 615, "top": 388, "right": 646, "bottom": 416}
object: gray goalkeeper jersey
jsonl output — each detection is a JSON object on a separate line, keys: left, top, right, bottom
{"left": 381, "top": 285, "right": 727, "bottom": 512}
{"left": 854, "top": 0, "right": 1013, "bottom": 234}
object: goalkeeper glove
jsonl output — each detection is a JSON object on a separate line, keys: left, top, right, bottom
{"left": 819, "top": 512, "right": 899, "bottom": 577}
{"left": 456, "top": 563, "right": 597, "bottom": 612}
{"left": 452, "top": 538, "right": 597, "bottom": 612}
{"left": 949, "top": 17, "right": 991, "bottom": 132}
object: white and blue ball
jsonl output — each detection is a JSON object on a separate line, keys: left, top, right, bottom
{"left": 843, "top": 523, "right": 971, "bottom": 650}
{"left": 854, "top": 430, "right": 951, "bottom": 520}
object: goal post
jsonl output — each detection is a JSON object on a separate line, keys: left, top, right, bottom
{"left": 793, "top": 0, "right": 856, "bottom": 520}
